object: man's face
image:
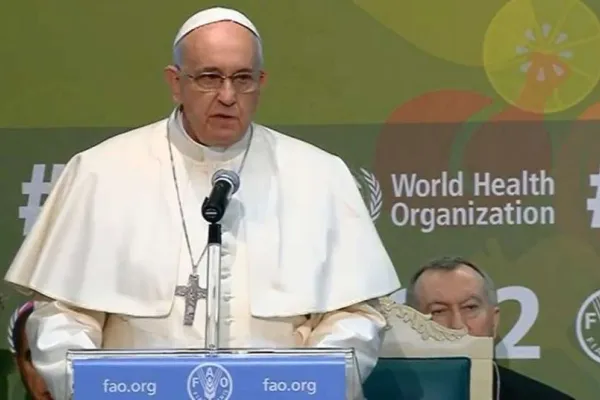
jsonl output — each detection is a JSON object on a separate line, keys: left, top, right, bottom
{"left": 414, "top": 265, "right": 499, "bottom": 337}
{"left": 16, "top": 324, "right": 53, "bottom": 400}
{"left": 164, "top": 21, "right": 266, "bottom": 147}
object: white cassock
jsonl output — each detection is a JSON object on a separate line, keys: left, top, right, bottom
{"left": 4, "top": 109, "right": 400, "bottom": 399}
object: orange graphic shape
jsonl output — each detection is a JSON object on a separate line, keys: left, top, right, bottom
{"left": 374, "top": 90, "right": 493, "bottom": 211}
{"left": 519, "top": 53, "right": 570, "bottom": 114}
{"left": 463, "top": 104, "right": 553, "bottom": 205}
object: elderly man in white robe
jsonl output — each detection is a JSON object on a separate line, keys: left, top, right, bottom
{"left": 4, "top": 7, "right": 400, "bottom": 400}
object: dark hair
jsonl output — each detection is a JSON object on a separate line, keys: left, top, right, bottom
{"left": 405, "top": 256, "right": 498, "bottom": 309}
{"left": 12, "top": 305, "right": 34, "bottom": 357}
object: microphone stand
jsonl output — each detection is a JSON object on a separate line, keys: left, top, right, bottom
{"left": 201, "top": 169, "right": 240, "bottom": 351}
{"left": 204, "top": 221, "right": 222, "bottom": 350}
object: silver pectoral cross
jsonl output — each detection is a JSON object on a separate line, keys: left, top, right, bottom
{"left": 175, "top": 273, "right": 207, "bottom": 326}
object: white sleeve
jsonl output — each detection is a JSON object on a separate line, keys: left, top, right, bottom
{"left": 296, "top": 300, "right": 387, "bottom": 400}
{"left": 25, "top": 301, "right": 106, "bottom": 400}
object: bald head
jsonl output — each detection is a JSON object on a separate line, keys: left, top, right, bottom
{"left": 173, "top": 21, "right": 263, "bottom": 70}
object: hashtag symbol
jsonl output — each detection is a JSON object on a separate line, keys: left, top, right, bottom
{"left": 587, "top": 171, "right": 600, "bottom": 228}
{"left": 18, "top": 164, "right": 65, "bottom": 236}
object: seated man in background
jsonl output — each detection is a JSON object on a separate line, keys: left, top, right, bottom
{"left": 8, "top": 301, "right": 52, "bottom": 400}
{"left": 405, "top": 256, "right": 574, "bottom": 400}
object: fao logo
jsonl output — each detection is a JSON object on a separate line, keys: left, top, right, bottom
{"left": 575, "top": 289, "right": 600, "bottom": 364}
{"left": 187, "top": 363, "right": 233, "bottom": 400}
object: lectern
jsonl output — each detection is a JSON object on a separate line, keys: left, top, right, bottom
{"left": 66, "top": 347, "right": 362, "bottom": 399}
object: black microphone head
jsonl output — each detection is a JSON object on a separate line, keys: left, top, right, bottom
{"left": 212, "top": 169, "right": 241, "bottom": 194}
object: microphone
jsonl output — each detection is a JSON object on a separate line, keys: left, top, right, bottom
{"left": 202, "top": 169, "right": 241, "bottom": 223}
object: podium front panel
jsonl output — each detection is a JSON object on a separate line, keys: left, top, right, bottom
{"left": 67, "top": 348, "right": 356, "bottom": 399}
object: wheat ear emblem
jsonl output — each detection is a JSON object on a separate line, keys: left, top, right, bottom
{"left": 355, "top": 168, "right": 382, "bottom": 221}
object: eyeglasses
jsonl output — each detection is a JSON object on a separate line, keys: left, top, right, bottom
{"left": 181, "top": 71, "right": 262, "bottom": 93}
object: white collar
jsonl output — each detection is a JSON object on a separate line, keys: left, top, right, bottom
{"left": 167, "top": 108, "right": 252, "bottom": 164}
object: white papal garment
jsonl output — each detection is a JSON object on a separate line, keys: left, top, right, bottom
{"left": 5, "top": 109, "right": 400, "bottom": 399}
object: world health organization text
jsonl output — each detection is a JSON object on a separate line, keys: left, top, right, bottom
{"left": 389, "top": 170, "right": 555, "bottom": 233}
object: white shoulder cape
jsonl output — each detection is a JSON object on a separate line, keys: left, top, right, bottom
{"left": 5, "top": 116, "right": 400, "bottom": 318}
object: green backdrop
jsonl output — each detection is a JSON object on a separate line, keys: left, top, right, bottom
{"left": 2, "top": 0, "right": 600, "bottom": 398}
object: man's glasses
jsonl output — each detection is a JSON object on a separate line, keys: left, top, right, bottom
{"left": 180, "top": 71, "right": 262, "bottom": 93}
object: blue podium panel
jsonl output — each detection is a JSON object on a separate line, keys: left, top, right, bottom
{"left": 68, "top": 349, "right": 351, "bottom": 400}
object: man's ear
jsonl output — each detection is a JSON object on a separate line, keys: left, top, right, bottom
{"left": 258, "top": 70, "right": 268, "bottom": 87}
{"left": 164, "top": 65, "right": 182, "bottom": 104}
{"left": 492, "top": 305, "right": 500, "bottom": 338}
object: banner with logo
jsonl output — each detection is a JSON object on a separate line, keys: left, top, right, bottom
{"left": 1, "top": 0, "right": 600, "bottom": 398}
